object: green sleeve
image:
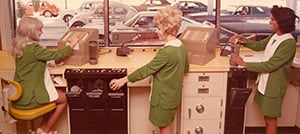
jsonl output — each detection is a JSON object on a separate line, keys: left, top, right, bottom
{"left": 30, "top": 43, "right": 72, "bottom": 61}
{"left": 244, "top": 34, "right": 273, "bottom": 51}
{"left": 246, "top": 39, "right": 296, "bottom": 73}
{"left": 128, "top": 49, "right": 169, "bottom": 82}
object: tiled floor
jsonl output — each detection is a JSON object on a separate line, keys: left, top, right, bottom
{"left": 245, "top": 127, "right": 300, "bottom": 134}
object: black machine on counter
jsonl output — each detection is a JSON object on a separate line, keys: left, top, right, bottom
{"left": 64, "top": 68, "right": 128, "bottom": 134}
{"left": 220, "top": 40, "right": 242, "bottom": 66}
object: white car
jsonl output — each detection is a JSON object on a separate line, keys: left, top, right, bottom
{"left": 60, "top": 1, "right": 102, "bottom": 23}
{"left": 68, "top": 1, "right": 137, "bottom": 28}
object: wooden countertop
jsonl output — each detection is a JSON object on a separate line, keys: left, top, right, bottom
{"left": 48, "top": 47, "right": 230, "bottom": 74}
{"left": 0, "top": 51, "right": 15, "bottom": 73}
{"left": 1, "top": 46, "right": 300, "bottom": 75}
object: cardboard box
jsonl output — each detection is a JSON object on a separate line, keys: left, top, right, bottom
{"left": 57, "top": 28, "right": 99, "bottom": 66}
{"left": 179, "top": 26, "right": 217, "bottom": 65}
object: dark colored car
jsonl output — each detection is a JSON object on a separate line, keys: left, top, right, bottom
{"left": 83, "top": 11, "right": 211, "bottom": 46}
{"left": 172, "top": 0, "right": 208, "bottom": 16}
{"left": 186, "top": 5, "right": 271, "bottom": 23}
{"left": 217, "top": 21, "right": 300, "bottom": 46}
{"left": 84, "top": 10, "right": 300, "bottom": 47}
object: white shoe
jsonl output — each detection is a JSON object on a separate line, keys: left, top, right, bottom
{"left": 36, "top": 128, "right": 58, "bottom": 134}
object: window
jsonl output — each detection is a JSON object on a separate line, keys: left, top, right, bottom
{"left": 11, "top": 0, "right": 299, "bottom": 47}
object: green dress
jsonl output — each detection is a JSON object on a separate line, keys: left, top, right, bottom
{"left": 245, "top": 33, "right": 296, "bottom": 117}
{"left": 13, "top": 43, "right": 72, "bottom": 109}
{"left": 128, "top": 39, "right": 189, "bottom": 126}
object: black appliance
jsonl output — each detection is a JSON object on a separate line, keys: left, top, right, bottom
{"left": 65, "top": 68, "right": 128, "bottom": 134}
{"left": 225, "top": 67, "right": 256, "bottom": 134}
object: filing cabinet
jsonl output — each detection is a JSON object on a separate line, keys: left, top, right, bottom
{"left": 181, "top": 72, "right": 227, "bottom": 134}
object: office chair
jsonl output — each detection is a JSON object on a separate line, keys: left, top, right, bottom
{"left": 0, "top": 77, "right": 56, "bottom": 133}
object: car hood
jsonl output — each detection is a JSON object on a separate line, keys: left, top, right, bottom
{"left": 83, "top": 22, "right": 126, "bottom": 34}
{"left": 188, "top": 12, "right": 231, "bottom": 17}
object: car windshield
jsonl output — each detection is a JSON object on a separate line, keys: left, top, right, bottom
{"left": 123, "top": 12, "right": 156, "bottom": 27}
{"left": 80, "top": 2, "right": 100, "bottom": 10}
{"left": 201, "top": 21, "right": 237, "bottom": 44}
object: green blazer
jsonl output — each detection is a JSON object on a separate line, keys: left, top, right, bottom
{"left": 245, "top": 34, "right": 296, "bottom": 98}
{"left": 13, "top": 43, "right": 72, "bottom": 109}
{"left": 128, "top": 44, "right": 189, "bottom": 109}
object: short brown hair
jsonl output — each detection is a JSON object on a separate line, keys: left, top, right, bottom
{"left": 271, "top": 5, "right": 299, "bottom": 33}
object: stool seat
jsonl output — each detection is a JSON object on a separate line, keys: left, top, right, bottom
{"left": 8, "top": 102, "right": 56, "bottom": 121}
{"left": 0, "top": 77, "right": 57, "bottom": 121}
{"left": 1, "top": 77, "right": 58, "bottom": 133}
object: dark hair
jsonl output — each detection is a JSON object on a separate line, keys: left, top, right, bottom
{"left": 271, "top": 5, "right": 299, "bottom": 33}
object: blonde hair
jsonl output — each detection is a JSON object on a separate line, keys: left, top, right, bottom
{"left": 12, "top": 17, "right": 43, "bottom": 58}
{"left": 153, "top": 6, "right": 182, "bottom": 37}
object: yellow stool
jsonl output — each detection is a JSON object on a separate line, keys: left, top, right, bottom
{"left": 1, "top": 77, "right": 56, "bottom": 133}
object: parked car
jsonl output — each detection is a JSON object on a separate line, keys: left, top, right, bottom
{"left": 84, "top": 11, "right": 300, "bottom": 47}
{"left": 132, "top": 0, "right": 171, "bottom": 11}
{"left": 217, "top": 21, "right": 300, "bottom": 46}
{"left": 171, "top": 0, "right": 208, "bottom": 16}
{"left": 24, "top": 0, "right": 59, "bottom": 17}
{"left": 60, "top": 1, "right": 102, "bottom": 23}
{"left": 68, "top": 1, "right": 137, "bottom": 27}
{"left": 186, "top": 5, "right": 271, "bottom": 23}
{"left": 83, "top": 11, "right": 211, "bottom": 46}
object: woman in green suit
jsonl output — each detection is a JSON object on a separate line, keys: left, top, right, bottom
{"left": 230, "top": 5, "right": 298, "bottom": 134}
{"left": 110, "top": 6, "right": 189, "bottom": 134}
{"left": 12, "top": 17, "right": 79, "bottom": 134}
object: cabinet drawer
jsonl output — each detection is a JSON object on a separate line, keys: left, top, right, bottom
{"left": 183, "top": 73, "right": 227, "bottom": 96}
{"left": 182, "top": 97, "right": 223, "bottom": 119}
{"left": 182, "top": 119, "right": 221, "bottom": 134}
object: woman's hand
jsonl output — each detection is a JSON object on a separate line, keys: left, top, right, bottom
{"left": 109, "top": 76, "right": 129, "bottom": 91}
{"left": 229, "top": 34, "right": 246, "bottom": 44}
{"left": 230, "top": 53, "right": 247, "bottom": 66}
{"left": 68, "top": 37, "right": 80, "bottom": 49}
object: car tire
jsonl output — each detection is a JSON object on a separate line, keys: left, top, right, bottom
{"left": 63, "top": 15, "right": 73, "bottom": 23}
{"left": 44, "top": 11, "right": 53, "bottom": 17}
{"left": 71, "top": 21, "right": 85, "bottom": 27}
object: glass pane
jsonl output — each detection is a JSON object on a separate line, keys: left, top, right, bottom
{"left": 12, "top": 0, "right": 299, "bottom": 47}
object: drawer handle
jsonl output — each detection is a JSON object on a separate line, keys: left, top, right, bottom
{"left": 91, "top": 108, "right": 105, "bottom": 112}
{"left": 71, "top": 108, "right": 84, "bottom": 111}
{"left": 195, "top": 104, "right": 205, "bottom": 113}
{"left": 188, "top": 108, "right": 191, "bottom": 119}
{"left": 111, "top": 108, "right": 124, "bottom": 111}
{"left": 195, "top": 126, "right": 204, "bottom": 134}
{"left": 198, "top": 88, "right": 209, "bottom": 94}
{"left": 198, "top": 76, "right": 209, "bottom": 81}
